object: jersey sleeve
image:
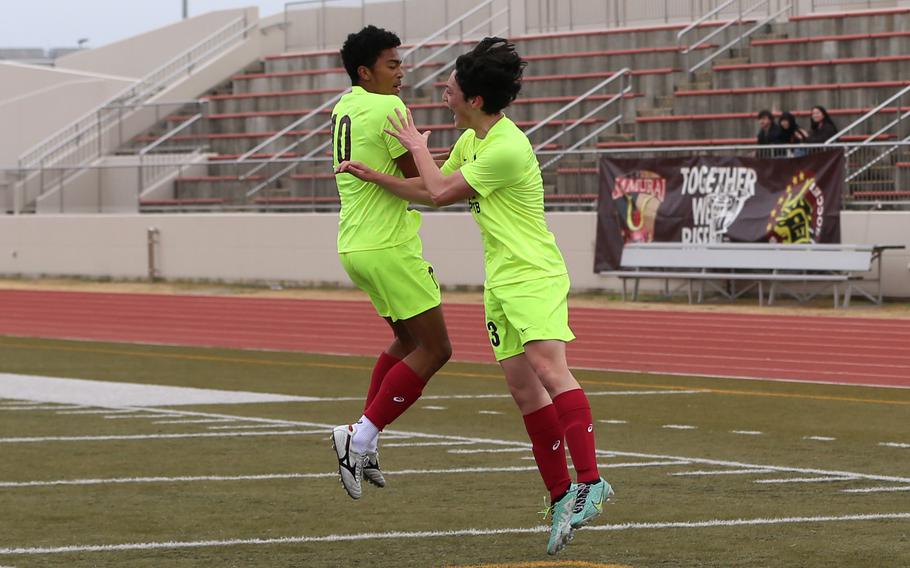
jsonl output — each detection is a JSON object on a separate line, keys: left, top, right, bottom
{"left": 459, "top": 140, "right": 521, "bottom": 198}
{"left": 380, "top": 96, "right": 409, "bottom": 160}
{"left": 440, "top": 134, "right": 467, "bottom": 176}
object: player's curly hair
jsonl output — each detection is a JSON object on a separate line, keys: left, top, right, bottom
{"left": 455, "top": 37, "right": 526, "bottom": 114}
{"left": 340, "top": 25, "right": 401, "bottom": 85}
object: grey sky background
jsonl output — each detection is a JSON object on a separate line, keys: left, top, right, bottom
{"left": 1, "top": 0, "right": 292, "bottom": 50}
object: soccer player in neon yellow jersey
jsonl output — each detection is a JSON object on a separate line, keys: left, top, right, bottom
{"left": 337, "top": 38, "right": 613, "bottom": 555}
{"left": 329, "top": 26, "right": 452, "bottom": 501}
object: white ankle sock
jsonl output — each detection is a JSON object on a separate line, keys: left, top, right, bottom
{"left": 351, "top": 415, "right": 379, "bottom": 454}
{"left": 367, "top": 432, "right": 379, "bottom": 453}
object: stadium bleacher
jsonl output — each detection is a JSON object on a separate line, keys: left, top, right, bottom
{"left": 110, "top": 6, "right": 910, "bottom": 210}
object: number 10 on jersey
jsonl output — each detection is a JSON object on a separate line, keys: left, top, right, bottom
{"left": 332, "top": 114, "right": 352, "bottom": 162}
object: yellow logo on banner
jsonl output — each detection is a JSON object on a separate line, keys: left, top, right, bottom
{"left": 768, "top": 171, "right": 818, "bottom": 244}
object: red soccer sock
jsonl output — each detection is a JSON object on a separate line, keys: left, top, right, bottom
{"left": 364, "top": 352, "right": 401, "bottom": 412}
{"left": 553, "top": 389, "right": 600, "bottom": 484}
{"left": 363, "top": 361, "right": 425, "bottom": 430}
{"left": 523, "top": 404, "right": 572, "bottom": 502}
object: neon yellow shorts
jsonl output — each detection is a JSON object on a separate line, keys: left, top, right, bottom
{"left": 483, "top": 273, "right": 576, "bottom": 361}
{"left": 339, "top": 236, "right": 441, "bottom": 322}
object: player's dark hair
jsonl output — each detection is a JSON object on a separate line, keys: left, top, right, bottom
{"left": 454, "top": 37, "right": 526, "bottom": 114}
{"left": 340, "top": 25, "right": 401, "bottom": 86}
{"left": 757, "top": 109, "right": 773, "bottom": 120}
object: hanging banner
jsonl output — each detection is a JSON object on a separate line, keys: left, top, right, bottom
{"left": 594, "top": 150, "right": 844, "bottom": 271}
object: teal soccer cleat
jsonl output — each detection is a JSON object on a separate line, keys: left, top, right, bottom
{"left": 571, "top": 477, "right": 613, "bottom": 528}
{"left": 541, "top": 486, "right": 578, "bottom": 555}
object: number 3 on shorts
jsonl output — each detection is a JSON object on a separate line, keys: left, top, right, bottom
{"left": 487, "top": 321, "right": 501, "bottom": 347}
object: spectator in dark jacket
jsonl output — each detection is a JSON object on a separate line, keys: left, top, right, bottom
{"left": 756, "top": 109, "right": 785, "bottom": 157}
{"left": 807, "top": 105, "right": 838, "bottom": 144}
{"left": 779, "top": 111, "right": 809, "bottom": 156}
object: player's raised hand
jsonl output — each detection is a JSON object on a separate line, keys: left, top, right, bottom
{"left": 385, "top": 107, "right": 430, "bottom": 153}
{"left": 335, "top": 160, "right": 377, "bottom": 183}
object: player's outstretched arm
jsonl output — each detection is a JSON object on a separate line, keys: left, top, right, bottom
{"left": 335, "top": 161, "right": 435, "bottom": 207}
{"left": 385, "top": 108, "right": 475, "bottom": 206}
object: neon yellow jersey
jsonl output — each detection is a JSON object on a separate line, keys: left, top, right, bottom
{"left": 441, "top": 116, "right": 567, "bottom": 288}
{"left": 332, "top": 86, "right": 421, "bottom": 252}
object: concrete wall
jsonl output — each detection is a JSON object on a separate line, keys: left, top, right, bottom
{"left": 0, "top": 63, "right": 134, "bottom": 166}
{"left": 56, "top": 9, "right": 255, "bottom": 79}
{"left": 0, "top": 211, "right": 906, "bottom": 298}
{"left": 3, "top": 8, "right": 259, "bottom": 169}
{"left": 841, "top": 211, "right": 910, "bottom": 298}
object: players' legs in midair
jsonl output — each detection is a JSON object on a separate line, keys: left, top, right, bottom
{"left": 333, "top": 304, "right": 451, "bottom": 499}
{"left": 524, "top": 340, "right": 612, "bottom": 530}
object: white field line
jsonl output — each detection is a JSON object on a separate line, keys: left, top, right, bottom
{"left": 421, "top": 406, "right": 447, "bottom": 410}
{"left": 0, "top": 405, "right": 83, "bottom": 411}
{"left": 803, "top": 436, "right": 836, "bottom": 442}
{"left": 599, "top": 419, "right": 627, "bottom": 424}
{"left": 842, "top": 486, "right": 910, "bottom": 494}
{"left": 477, "top": 410, "right": 503, "bottom": 415}
{"left": 754, "top": 477, "right": 858, "bottom": 484}
{"left": 151, "top": 419, "right": 239, "bottom": 425}
{"left": 56, "top": 409, "right": 137, "bottom": 415}
{"left": 879, "top": 442, "right": 910, "bottom": 449}
{"left": 251, "top": 389, "right": 707, "bottom": 403}
{"left": 103, "top": 414, "right": 176, "bottom": 420}
{"left": 0, "top": 430, "right": 328, "bottom": 444}
{"left": 606, "top": 448, "right": 910, "bottom": 485}
{"left": 671, "top": 469, "right": 773, "bottom": 477}
{"left": 0, "top": 466, "right": 547, "bottom": 489}
{"left": 570, "top": 360, "right": 910, "bottom": 391}
{"left": 731, "top": 430, "right": 764, "bottom": 436}
{"left": 448, "top": 448, "right": 529, "bottom": 454}
{"left": 600, "top": 460, "right": 691, "bottom": 468}
{"left": 33, "top": 403, "right": 910, "bottom": 486}
{"left": 2, "top": 513, "right": 909, "bottom": 555}
{"left": 588, "top": 390, "right": 706, "bottom": 396}
{"left": 383, "top": 441, "right": 476, "bottom": 448}
{"left": 206, "top": 424, "right": 301, "bottom": 431}
{"left": 0, "top": 460, "right": 693, "bottom": 491}
{"left": 662, "top": 424, "right": 697, "bottom": 430}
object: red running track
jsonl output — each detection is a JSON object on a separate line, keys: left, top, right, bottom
{"left": 1, "top": 289, "right": 908, "bottom": 388}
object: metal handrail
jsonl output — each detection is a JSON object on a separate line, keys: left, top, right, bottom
{"left": 17, "top": 15, "right": 249, "bottom": 169}
{"left": 827, "top": 84, "right": 910, "bottom": 144}
{"left": 846, "top": 132, "right": 910, "bottom": 183}
{"left": 245, "top": 135, "right": 332, "bottom": 198}
{"left": 9, "top": 141, "right": 910, "bottom": 172}
{"left": 139, "top": 148, "right": 206, "bottom": 197}
{"left": 411, "top": 10, "right": 510, "bottom": 90}
{"left": 535, "top": 92, "right": 625, "bottom": 146}
{"left": 523, "top": 69, "right": 630, "bottom": 169}
{"left": 400, "top": 0, "right": 498, "bottom": 58}
{"left": 678, "top": 0, "right": 738, "bottom": 45}
{"left": 139, "top": 114, "right": 204, "bottom": 156}
{"left": 844, "top": 108, "right": 910, "bottom": 157}
{"left": 539, "top": 115, "right": 623, "bottom": 170}
{"left": 238, "top": 0, "right": 509, "bottom": 193}
{"left": 236, "top": 90, "right": 348, "bottom": 165}
{"left": 679, "top": 0, "right": 741, "bottom": 54}
{"left": 688, "top": 2, "right": 791, "bottom": 73}
{"left": 240, "top": 0, "right": 500, "bottom": 165}
{"left": 525, "top": 69, "right": 630, "bottom": 140}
